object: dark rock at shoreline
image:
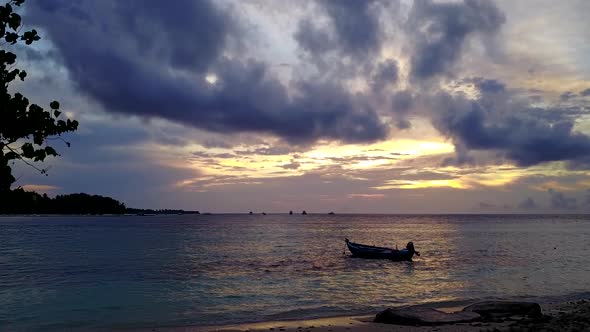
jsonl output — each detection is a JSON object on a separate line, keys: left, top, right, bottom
{"left": 374, "top": 301, "right": 545, "bottom": 326}
{"left": 462, "top": 301, "right": 543, "bottom": 319}
{"left": 374, "top": 306, "right": 480, "bottom": 325}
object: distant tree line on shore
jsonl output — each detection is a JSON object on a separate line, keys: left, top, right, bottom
{"left": 0, "top": 188, "right": 199, "bottom": 215}
{"left": 0, "top": 189, "right": 126, "bottom": 214}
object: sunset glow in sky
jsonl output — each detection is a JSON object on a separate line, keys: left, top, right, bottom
{"left": 11, "top": 0, "right": 590, "bottom": 213}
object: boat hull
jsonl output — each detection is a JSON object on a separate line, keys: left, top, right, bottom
{"left": 345, "top": 238, "right": 414, "bottom": 261}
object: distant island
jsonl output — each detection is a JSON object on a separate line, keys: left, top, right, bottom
{"left": 0, "top": 188, "right": 199, "bottom": 215}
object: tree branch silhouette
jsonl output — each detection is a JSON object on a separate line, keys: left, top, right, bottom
{"left": 1, "top": 0, "right": 78, "bottom": 190}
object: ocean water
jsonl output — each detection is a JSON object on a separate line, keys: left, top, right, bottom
{"left": 1, "top": 214, "right": 590, "bottom": 331}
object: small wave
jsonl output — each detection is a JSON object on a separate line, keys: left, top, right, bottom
{"left": 264, "top": 305, "right": 371, "bottom": 321}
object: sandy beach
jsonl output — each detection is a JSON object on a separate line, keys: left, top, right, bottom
{"left": 150, "top": 299, "right": 590, "bottom": 332}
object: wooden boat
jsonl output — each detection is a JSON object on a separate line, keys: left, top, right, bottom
{"left": 345, "top": 238, "right": 419, "bottom": 261}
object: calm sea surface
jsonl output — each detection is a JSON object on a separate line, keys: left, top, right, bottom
{"left": 1, "top": 214, "right": 590, "bottom": 331}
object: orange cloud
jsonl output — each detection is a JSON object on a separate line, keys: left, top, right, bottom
{"left": 20, "top": 184, "right": 59, "bottom": 193}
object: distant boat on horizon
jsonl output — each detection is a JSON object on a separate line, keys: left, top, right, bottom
{"left": 302, "top": 210, "right": 307, "bottom": 215}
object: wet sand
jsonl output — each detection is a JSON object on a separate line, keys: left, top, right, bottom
{"left": 148, "top": 299, "right": 590, "bottom": 332}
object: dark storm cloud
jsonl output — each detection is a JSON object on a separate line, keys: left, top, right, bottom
{"left": 321, "top": 0, "right": 381, "bottom": 57}
{"left": 294, "top": 18, "right": 336, "bottom": 56}
{"left": 548, "top": 189, "right": 577, "bottom": 210}
{"left": 476, "top": 80, "right": 505, "bottom": 94}
{"left": 15, "top": 44, "right": 54, "bottom": 62}
{"left": 25, "top": 0, "right": 590, "bottom": 171}
{"left": 560, "top": 91, "right": 577, "bottom": 101}
{"left": 120, "top": 1, "right": 228, "bottom": 71}
{"left": 192, "top": 151, "right": 236, "bottom": 159}
{"left": 463, "top": 77, "right": 506, "bottom": 94}
{"left": 295, "top": 0, "right": 382, "bottom": 59}
{"left": 151, "top": 132, "right": 189, "bottom": 147}
{"left": 235, "top": 145, "right": 296, "bottom": 156}
{"left": 430, "top": 90, "right": 590, "bottom": 167}
{"left": 32, "top": 0, "right": 230, "bottom": 71}
{"left": 26, "top": 0, "right": 387, "bottom": 145}
{"left": 429, "top": 74, "right": 590, "bottom": 169}
{"left": 280, "top": 160, "right": 301, "bottom": 170}
{"left": 371, "top": 60, "right": 399, "bottom": 92}
{"left": 521, "top": 106, "right": 589, "bottom": 124}
{"left": 57, "top": 122, "right": 151, "bottom": 166}
{"left": 407, "top": 0, "right": 505, "bottom": 79}
{"left": 324, "top": 154, "right": 399, "bottom": 164}
{"left": 391, "top": 90, "right": 414, "bottom": 129}
{"left": 392, "top": 91, "right": 413, "bottom": 112}
{"left": 201, "top": 139, "right": 234, "bottom": 150}
{"left": 395, "top": 119, "right": 412, "bottom": 130}
{"left": 396, "top": 171, "right": 458, "bottom": 181}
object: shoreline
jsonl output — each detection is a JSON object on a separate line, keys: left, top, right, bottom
{"left": 140, "top": 298, "right": 590, "bottom": 332}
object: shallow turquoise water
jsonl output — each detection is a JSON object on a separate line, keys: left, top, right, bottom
{"left": 1, "top": 214, "right": 590, "bottom": 331}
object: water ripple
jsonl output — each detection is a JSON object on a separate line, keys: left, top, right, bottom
{"left": 1, "top": 214, "right": 590, "bottom": 330}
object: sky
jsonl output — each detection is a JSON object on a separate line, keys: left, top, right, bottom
{"left": 7, "top": 0, "right": 590, "bottom": 213}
